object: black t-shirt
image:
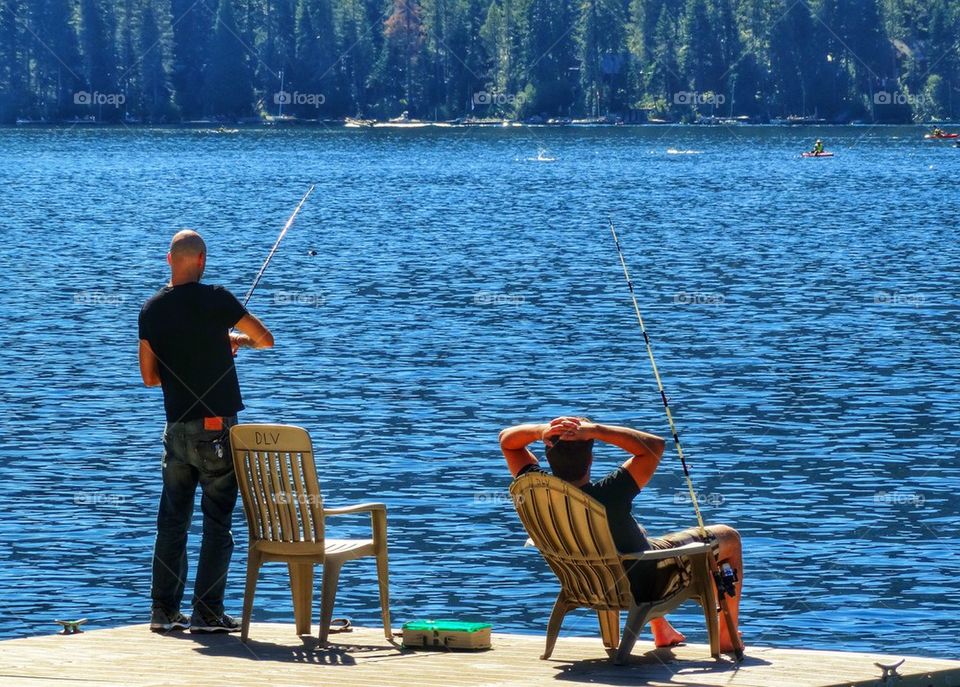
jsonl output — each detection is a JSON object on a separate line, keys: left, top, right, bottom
{"left": 139, "top": 282, "right": 247, "bottom": 423}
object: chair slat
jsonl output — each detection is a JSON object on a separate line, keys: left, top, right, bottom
{"left": 270, "top": 451, "right": 296, "bottom": 540}
{"left": 288, "top": 451, "right": 312, "bottom": 542}
{"left": 549, "top": 489, "right": 584, "bottom": 555}
{"left": 246, "top": 448, "right": 267, "bottom": 539}
{"left": 540, "top": 489, "right": 564, "bottom": 549}
{"left": 233, "top": 447, "right": 258, "bottom": 539}
{"left": 549, "top": 496, "right": 596, "bottom": 602}
{"left": 299, "top": 450, "right": 325, "bottom": 542}
{"left": 515, "top": 482, "right": 557, "bottom": 554}
{"left": 278, "top": 451, "right": 301, "bottom": 542}
{"left": 259, "top": 451, "right": 283, "bottom": 540}
{"left": 583, "top": 509, "right": 624, "bottom": 605}
{"left": 565, "top": 501, "right": 609, "bottom": 604}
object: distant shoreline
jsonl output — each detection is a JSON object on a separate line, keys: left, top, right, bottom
{"left": 6, "top": 118, "right": 957, "bottom": 129}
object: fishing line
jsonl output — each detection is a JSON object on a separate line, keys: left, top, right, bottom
{"left": 242, "top": 184, "right": 316, "bottom": 307}
{"left": 609, "top": 218, "right": 745, "bottom": 661}
{"left": 609, "top": 220, "right": 706, "bottom": 533}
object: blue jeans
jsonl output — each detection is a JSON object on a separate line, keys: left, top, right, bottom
{"left": 151, "top": 416, "right": 238, "bottom": 618}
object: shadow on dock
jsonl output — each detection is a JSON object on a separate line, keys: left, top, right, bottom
{"left": 551, "top": 646, "right": 771, "bottom": 684}
{"left": 169, "top": 629, "right": 409, "bottom": 666}
{"left": 1, "top": 623, "right": 958, "bottom": 686}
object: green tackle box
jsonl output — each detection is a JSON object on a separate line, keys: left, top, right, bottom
{"left": 401, "top": 620, "right": 492, "bottom": 650}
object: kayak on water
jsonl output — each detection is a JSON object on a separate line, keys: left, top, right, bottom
{"left": 924, "top": 132, "right": 959, "bottom": 139}
{"left": 802, "top": 151, "right": 834, "bottom": 158}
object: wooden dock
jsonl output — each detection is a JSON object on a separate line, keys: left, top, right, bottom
{"left": 1, "top": 623, "right": 958, "bottom": 687}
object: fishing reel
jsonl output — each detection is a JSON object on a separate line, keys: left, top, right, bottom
{"left": 714, "top": 562, "right": 738, "bottom": 599}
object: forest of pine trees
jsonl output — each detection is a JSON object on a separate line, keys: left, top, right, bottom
{"left": 0, "top": 0, "right": 957, "bottom": 124}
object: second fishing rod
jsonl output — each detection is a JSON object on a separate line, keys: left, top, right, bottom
{"left": 609, "top": 219, "right": 745, "bottom": 662}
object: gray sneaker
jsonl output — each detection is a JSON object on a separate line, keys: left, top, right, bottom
{"left": 150, "top": 608, "right": 190, "bottom": 632}
{"left": 189, "top": 611, "right": 240, "bottom": 634}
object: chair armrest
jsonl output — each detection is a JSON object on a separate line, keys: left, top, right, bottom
{"left": 325, "top": 502, "right": 388, "bottom": 554}
{"left": 323, "top": 502, "right": 386, "bottom": 516}
{"left": 621, "top": 542, "right": 712, "bottom": 561}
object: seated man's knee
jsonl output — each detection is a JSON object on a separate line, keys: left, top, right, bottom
{"left": 708, "top": 524, "right": 741, "bottom": 547}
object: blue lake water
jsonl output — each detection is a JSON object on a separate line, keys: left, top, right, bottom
{"left": 0, "top": 125, "right": 957, "bottom": 658}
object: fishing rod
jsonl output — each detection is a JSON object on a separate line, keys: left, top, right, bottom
{"left": 609, "top": 219, "right": 745, "bottom": 662}
{"left": 242, "top": 184, "right": 316, "bottom": 307}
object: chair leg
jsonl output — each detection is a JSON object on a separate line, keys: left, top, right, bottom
{"left": 597, "top": 610, "right": 620, "bottom": 651}
{"left": 702, "top": 594, "right": 721, "bottom": 659}
{"left": 692, "top": 554, "right": 721, "bottom": 659}
{"left": 288, "top": 562, "right": 314, "bottom": 636}
{"left": 241, "top": 551, "right": 261, "bottom": 643}
{"left": 376, "top": 548, "right": 391, "bottom": 639}
{"left": 542, "top": 596, "right": 571, "bottom": 660}
{"left": 318, "top": 558, "right": 344, "bottom": 646}
{"left": 615, "top": 604, "right": 649, "bottom": 666}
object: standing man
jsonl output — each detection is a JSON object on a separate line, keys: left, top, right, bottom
{"left": 139, "top": 229, "right": 274, "bottom": 633}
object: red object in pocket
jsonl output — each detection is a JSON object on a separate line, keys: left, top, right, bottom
{"left": 203, "top": 416, "right": 224, "bottom": 431}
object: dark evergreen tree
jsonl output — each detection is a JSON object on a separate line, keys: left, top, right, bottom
{"left": 577, "top": 0, "right": 628, "bottom": 116}
{"left": 521, "top": 0, "right": 576, "bottom": 116}
{"left": 0, "top": 0, "right": 24, "bottom": 123}
{"left": 78, "top": 0, "right": 120, "bottom": 121}
{"left": 170, "top": 0, "right": 212, "bottom": 119}
{"left": 294, "top": 0, "right": 340, "bottom": 116}
{"left": 32, "top": 0, "right": 83, "bottom": 121}
{"left": 378, "top": 0, "right": 426, "bottom": 115}
{"left": 769, "top": 0, "right": 818, "bottom": 117}
{"left": 138, "top": 0, "right": 176, "bottom": 121}
{"left": 645, "top": 3, "right": 679, "bottom": 114}
{"left": 714, "top": 0, "right": 743, "bottom": 112}
{"left": 204, "top": 0, "right": 254, "bottom": 118}
{"left": 336, "top": 0, "right": 376, "bottom": 114}
{"left": 479, "top": 0, "right": 524, "bottom": 115}
{"left": 261, "top": 0, "right": 297, "bottom": 112}
{"left": 0, "top": 0, "right": 957, "bottom": 122}
{"left": 679, "top": 0, "right": 715, "bottom": 94}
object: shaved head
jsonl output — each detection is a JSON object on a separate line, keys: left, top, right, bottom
{"left": 167, "top": 229, "right": 207, "bottom": 284}
{"left": 169, "top": 229, "right": 206, "bottom": 260}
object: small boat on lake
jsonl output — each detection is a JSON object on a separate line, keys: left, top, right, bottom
{"left": 787, "top": 114, "right": 827, "bottom": 125}
{"left": 345, "top": 117, "right": 375, "bottom": 128}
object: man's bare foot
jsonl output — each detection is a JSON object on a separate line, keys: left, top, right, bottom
{"left": 650, "top": 619, "right": 686, "bottom": 648}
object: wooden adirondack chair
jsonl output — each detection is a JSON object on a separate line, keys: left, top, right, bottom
{"left": 229, "top": 424, "right": 391, "bottom": 644}
{"left": 510, "top": 471, "right": 720, "bottom": 664}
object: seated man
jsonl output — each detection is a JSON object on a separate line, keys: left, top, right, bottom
{"left": 499, "top": 416, "right": 743, "bottom": 653}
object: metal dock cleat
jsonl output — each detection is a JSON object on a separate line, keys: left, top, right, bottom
{"left": 54, "top": 619, "right": 88, "bottom": 635}
{"left": 874, "top": 658, "right": 905, "bottom": 682}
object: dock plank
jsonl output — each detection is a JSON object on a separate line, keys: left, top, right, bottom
{"left": 1, "top": 624, "right": 958, "bottom": 687}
